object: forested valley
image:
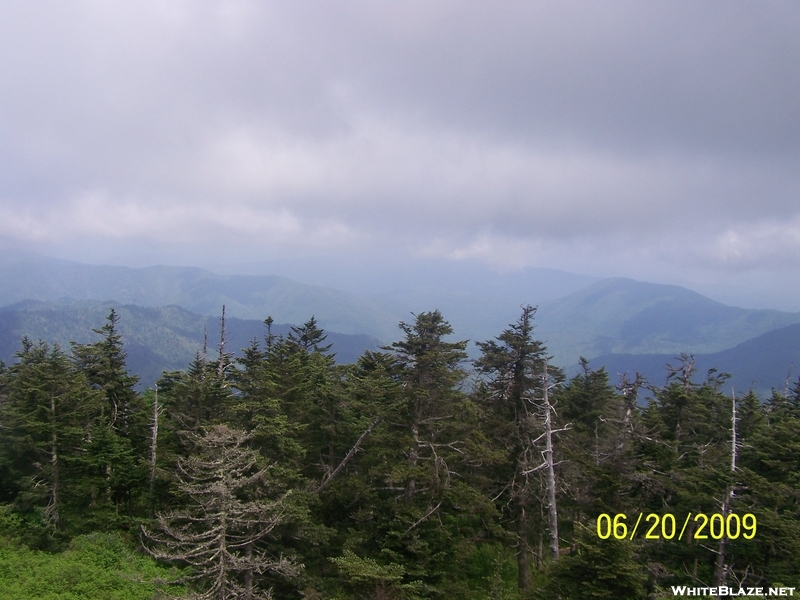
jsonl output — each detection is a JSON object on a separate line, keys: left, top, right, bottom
{"left": 1, "top": 306, "right": 798, "bottom": 599}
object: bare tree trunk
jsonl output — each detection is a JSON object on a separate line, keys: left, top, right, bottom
{"left": 714, "top": 388, "right": 737, "bottom": 590}
{"left": 516, "top": 505, "right": 530, "bottom": 591}
{"left": 47, "top": 392, "right": 60, "bottom": 528}
{"left": 543, "top": 363, "right": 559, "bottom": 561}
{"left": 218, "top": 509, "right": 228, "bottom": 600}
{"left": 405, "top": 399, "right": 422, "bottom": 503}
{"left": 244, "top": 541, "right": 253, "bottom": 600}
{"left": 731, "top": 387, "right": 737, "bottom": 473}
{"left": 406, "top": 419, "right": 419, "bottom": 503}
{"left": 217, "top": 305, "right": 227, "bottom": 378}
{"left": 202, "top": 326, "right": 208, "bottom": 366}
{"left": 149, "top": 384, "right": 159, "bottom": 518}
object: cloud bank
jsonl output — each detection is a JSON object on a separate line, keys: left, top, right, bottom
{"left": 1, "top": 1, "right": 799, "bottom": 303}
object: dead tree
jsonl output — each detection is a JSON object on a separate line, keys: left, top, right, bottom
{"left": 475, "top": 306, "right": 568, "bottom": 591}
{"left": 714, "top": 388, "right": 738, "bottom": 588}
{"left": 148, "top": 383, "right": 163, "bottom": 518}
{"left": 542, "top": 362, "right": 560, "bottom": 561}
{"left": 217, "top": 305, "right": 233, "bottom": 379}
{"left": 142, "top": 426, "right": 298, "bottom": 600}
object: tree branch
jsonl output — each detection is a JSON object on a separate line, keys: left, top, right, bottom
{"left": 402, "top": 501, "right": 442, "bottom": 536}
{"left": 317, "top": 418, "right": 381, "bottom": 493}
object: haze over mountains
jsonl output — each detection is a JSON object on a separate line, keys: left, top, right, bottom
{"left": 535, "top": 278, "right": 800, "bottom": 362}
{"left": 594, "top": 323, "right": 800, "bottom": 398}
{"left": 1, "top": 251, "right": 798, "bottom": 394}
{"left": 0, "top": 300, "right": 379, "bottom": 389}
{"left": 0, "top": 250, "right": 399, "bottom": 339}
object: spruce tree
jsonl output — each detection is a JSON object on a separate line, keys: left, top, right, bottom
{"left": 0, "top": 339, "right": 101, "bottom": 536}
{"left": 389, "top": 310, "right": 468, "bottom": 504}
{"left": 474, "top": 305, "right": 563, "bottom": 590}
{"left": 71, "top": 309, "right": 141, "bottom": 437}
{"left": 71, "top": 309, "right": 147, "bottom": 523}
{"left": 632, "top": 358, "right": 736, "bottom": 587}
{"left": 556, "top": 361, "right": 634, "bottom": 525}
{"left": 734, "top": 385, "right": 800, "bottom": 586}
{"left": 289, "top": 316, "right": 332, "bottom": 355}
{"left": 377, "top": 311, "right": 484, "bottom": 594}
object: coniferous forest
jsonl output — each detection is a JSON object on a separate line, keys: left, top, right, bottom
{"left": 1, "top": 306, "right": 799, "bottom": 599}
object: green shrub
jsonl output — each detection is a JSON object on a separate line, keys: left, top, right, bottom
{"left": 0, "top": 532, "right": 186, "bottom": 600}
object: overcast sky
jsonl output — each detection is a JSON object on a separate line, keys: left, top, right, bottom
{"left": 1, "top": 1, "right": 799, "bottom": 308}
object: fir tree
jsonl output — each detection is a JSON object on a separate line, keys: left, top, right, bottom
{"left": 474, "top": 306, "right": 563, "bottom": 590}
{"left": 71, "top": 309, "right": 141, "bottom": 436}
{"left": 70, "top": 309, "right": 147, "bottom": 523}
{"left": 0, "top": 340, "right": 101, "bottom": 535}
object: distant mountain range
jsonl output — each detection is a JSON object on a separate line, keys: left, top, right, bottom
{"left": 1, "top": 251, "right": 798, "bottom": 395}
{"left": 591, "top": 322, "right": 800, "bottom": 398}
{"left": 535, "top": 278, "right": 800, "bottom": 365}
{"left": 0, "top": 300, "right": 379, "bottom": 389}
{"left": 0, "top": 250, "right": 602, "bottom": 345}
{"left": 0, "top": 250, "right": 400, "bottom": 340}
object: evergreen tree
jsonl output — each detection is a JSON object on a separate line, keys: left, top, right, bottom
{"left": 556, "top": 361, "right": 634, "bottom": 527}
{"left": 160, "top": 353, "right": 233, "bottom": 432}
{"left": 632, "top": 357, "right": 735, "bottom": 587}
{"left": 310, "top": 311, "right": 480, "bottom": 598}
{"left": 389, "top": 310, "right": 468, "bottom": 504}
{"left": 289, "top": 316, "right": 333, "bottom": 355}
{"left": 734, "top": 385, "right": 800, "bottom": 586}
{"left": 71, "top": 309, "right": 141, "bottom": 437}
{"left": 302, "top": 350, "right": 407, "bottom": 597}
{"left": 531, "top": 525, "right": 647, "bottom": 600}
{"left": 371, "top": 311, "right": 491, "bottom": 595}
{"left": 229, "top": 338, "right": 297, "bottom": 460}
{"left": 70, "top": 309, "right": 148, "bottom": 523}
{"left": 0, "top": 339, "right": 101, "bottom": 537}
{"left": 474, "top": 305, "right": 563, "bottom": 591}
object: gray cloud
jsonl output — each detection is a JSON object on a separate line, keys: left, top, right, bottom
{"left": 1, "top": 1, "right": 799, "bottom": 301}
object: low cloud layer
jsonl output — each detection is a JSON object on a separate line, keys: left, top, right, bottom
{"left": 2, "top": 1, "right": 799, "bottom": 304}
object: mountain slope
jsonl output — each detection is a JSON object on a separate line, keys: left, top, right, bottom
{"left": 364, "top": 265, "right": 598, "bottom": 349}
{"left": 0, "top": 300, "right": 380, "bottom": 388}
{"left": 4, "top": 252, "right": 800, "bottom": 374}
{"left": 535, "top": 278, "right": 800, "bottom": 364}
{"left": 0, "top": 251, "right": 400, "bottom": 340}
{"left": 591, "top": 322, "right": 800, "bottom": 397}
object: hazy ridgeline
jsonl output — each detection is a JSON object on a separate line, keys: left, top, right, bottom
{"left": 2, "top": 253, "right": 800, "bottom": 397}
{"left": 1, "top": 307, "right": 798, "bottom": 599}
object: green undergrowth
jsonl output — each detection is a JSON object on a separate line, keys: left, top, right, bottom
{"left": 0, "top": 531, "right": 186, "bottom": 600}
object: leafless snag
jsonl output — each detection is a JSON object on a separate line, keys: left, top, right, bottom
{"left": 142, "top": 425, "right": 298, "bottom": 600}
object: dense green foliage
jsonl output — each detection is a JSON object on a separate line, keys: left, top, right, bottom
{"left": 1, "top": 307, "right": 799, "bottom": 598}
{"left": 0, "top": 528, "right": 186, "bottom": 600}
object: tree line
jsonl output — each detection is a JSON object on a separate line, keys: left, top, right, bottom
{"left": 1, "top": 306, "right": 798, "bottom": 599}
